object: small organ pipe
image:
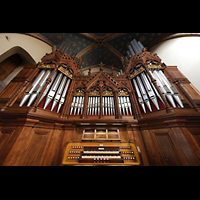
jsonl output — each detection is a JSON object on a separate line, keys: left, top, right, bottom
{"left": 123, "top": 96, "right": 129, "bottom": 115}
{"left": 102, "top": 97, "right": 105, "bottom": 115}
{"left": 111, "top": 97, "right": 115, "bottom": 115}
{"left": 70, "top": 96, "right": 76, "bottom": 115}
{"left": 126, "top": 96, "right": 133, "bottom": 115}
{"left": 107, "top": 97, "right": 110, "bottom": 115}
{"left": 118, "top": 97, "right": 122, "bottom": 115}
{"left": 87, "top": 97, "right": 91, "bottom": 115}
{"left": 77, "top": 96, "right": 83, "bottom": 115}
{"left": 95, "top": 97, "right": 98, "bottom": 115}
{"left": 73, "top": 96, "right": 80, "bottom": 115}
{"left": 120, "top": 96, "right": 125, "bottom": 115}
{"left": 81, "top": 96, "right": 84, "bottom": 115}
{"left": 98, "top": 97, "right": 100, "bottom": 115}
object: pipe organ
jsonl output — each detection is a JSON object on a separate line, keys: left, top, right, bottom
{"left": 1, "top": 37, "right": 200, "bottom": 166}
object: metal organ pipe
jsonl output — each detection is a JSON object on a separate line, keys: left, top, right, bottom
{"left": 132, "top": 78, "right": 146, "bottom": 113}
{"left": 137, "top": 41, "right": 144, "bottom": 51}
{"left": 70, "top": 97, "right": 76, "bottom": 115}
{"left": 126, "top": 96, "right": 133, "bottom": 115}
{"left": 27, "top": 69, "right": 51, "bottom": 107}
{"left": 43, "top": 72, "right": 63, "bottom": 109}
{"left": 128, "top": 45, "right": 135, "bottom": 57}
{"left": 36, "top": 71, "right": 57, "bottom": 106}
{"left": 157, "top": 70, "right": 184, "bottom": 108}
{"left": 136, "top": 76, "right": 152, "bottom": 112}
{"left": 151, "top": 70, "right": 176, "bottom": 108}
{"left": 140, "top": 72, "right": 160, "bottom": 110}
{"left": 57, "top": 78, "right": 71, "bottom": 113}
{"left": 19, "top": 67, "right": 72, "bottom": 113}
{"left": 127, "top": 38, "right": 184, "bottom": 113}
{"left": 117, "top": 90, "right": 133, "bottom": 116}
{"left": 145, "top": 71, "right": 165, "bottom": 105}
{"left": 51, "top": 76, "right": 67, "bottom": 111}
{"left": 19, "top": 69, "right": 46, "bottom": 107}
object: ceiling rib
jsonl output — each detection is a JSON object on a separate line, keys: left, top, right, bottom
{"left": 78, "top": 33, "right": 98, "bottom": 41}
{"left": 76, "top": 43, "right": 98, "bottom": 58}
{"left": 103, "top": 43, "right": 123, "bottom": 59}
{"left": 77, "top": 33, "right": 125, "bottom": 60}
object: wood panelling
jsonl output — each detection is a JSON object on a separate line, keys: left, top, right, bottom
{"left": 181, "top": 83, "right": 200, "bottom": 100}
{"left": 169, "top": 127, "right": 200, "bottom": 166}
{"left": 141, "top": 130, "right": 163, "bottom": 166}
{"left": 154, "top": 131, "right": 182, "bottom": 166}
{"left": 0, "top": 126, "right": 23, "bottom": 166}
{"left": 0, "top": 54, "right": 22, "bottom": 81}
{"left": 140, "top": 127, "right": 200, "bottom": 166}
{"left": 1, "top": 122, "right": 76, "bottom": 166}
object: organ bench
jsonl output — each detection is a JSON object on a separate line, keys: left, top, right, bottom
{"left": 62, "top": 142, "right": 142, "bottom": 166}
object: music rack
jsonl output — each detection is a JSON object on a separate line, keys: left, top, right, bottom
{"left": 82, "top": 128, "right": 120, "bottom": 141}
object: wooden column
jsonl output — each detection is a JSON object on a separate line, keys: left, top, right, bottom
{"left": 81, "top": 91, "right": 89, "bottom": 119}
{"left": 60, "top": 78, "right": 76, "bottom": 118}
{"left": 99, "top": 88, "right": 103, "bottom": 119}
{"left": 113, "top": 91, "right": 122, "bottom": 119}
{"left": 128, "top": 79, "right": 142, "bottom": 119}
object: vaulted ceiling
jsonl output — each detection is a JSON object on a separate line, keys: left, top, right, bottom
{"left": 39, "top": 33, "right": 169, "bottom": 70}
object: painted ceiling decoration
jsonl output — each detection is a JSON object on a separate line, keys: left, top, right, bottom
{"left": 39, "top": 33, "right": 169, "bottom": 70}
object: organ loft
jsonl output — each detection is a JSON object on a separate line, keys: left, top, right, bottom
{"left": 0, "top": 33, "right": 200, "bottom": 166}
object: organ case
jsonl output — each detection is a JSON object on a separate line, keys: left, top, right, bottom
{"left": 0, "top": 39, "right": 200, "bottom": 166}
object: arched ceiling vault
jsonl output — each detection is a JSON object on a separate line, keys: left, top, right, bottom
{"left": 38, "top": 33, "right": 170, "bottom": 70}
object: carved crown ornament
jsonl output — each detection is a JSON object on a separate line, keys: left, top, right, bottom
{"left": 38, "top": 48, "right": 82, "bottom": 77}
{"left": 123, "top": 48, "right": 165, "bottom": 79}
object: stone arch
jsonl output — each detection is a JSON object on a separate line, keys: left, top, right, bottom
{"left": 0, "top": 46, "right": 36, "bottom": 65}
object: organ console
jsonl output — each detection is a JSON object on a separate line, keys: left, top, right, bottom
{"left": 62, "top": 142, "right": 141, "bottom": 166}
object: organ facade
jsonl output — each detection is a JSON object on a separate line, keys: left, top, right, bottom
{"left": 0, "top": 37, "right": 200, "bottom": 166}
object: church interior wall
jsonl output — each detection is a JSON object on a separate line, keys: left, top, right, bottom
{"left": 150, "top": 36, "right": 200, "bottom": 92}
{"left": 0, "top": 33, "right": 52, "bottom": 63}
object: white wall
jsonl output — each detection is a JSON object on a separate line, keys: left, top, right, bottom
{"left": 0, "top": 33, "right": 53, "bottom": 90}
{"left": 0, "top": 33, "right": 52, "bottom": 63}
{"left": 150, "top": 36, "right": 200, "bottom": 92}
